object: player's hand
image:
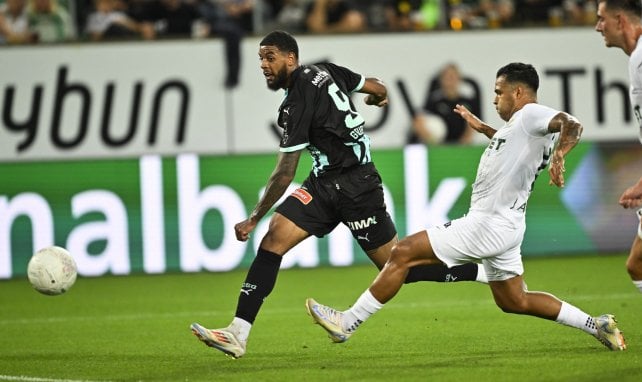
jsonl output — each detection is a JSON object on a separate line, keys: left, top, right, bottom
{"left": 548, "top": 154, "right": 565, "bottom": 188}
{"left": 234, "top": 219, "right": 257, "bottom": 241}
{"left": 619, "top": 184, "right": 642, "bottom": 209}
{"left": 453, "top": 104, "right": 484, "bottom": 133}
{"left": 364, "top": 94, "right": 388, "bottom": 107}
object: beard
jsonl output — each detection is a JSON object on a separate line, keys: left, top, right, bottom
{"left": 267, "top": 66, "right": 288, "bottom": 91}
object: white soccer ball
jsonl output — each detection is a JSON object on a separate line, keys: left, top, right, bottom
{"left": 27, "top": 246, "right": 77, "bottom": 296}
{"left": 422, "top": 113, "right": 447, "bottom": 144}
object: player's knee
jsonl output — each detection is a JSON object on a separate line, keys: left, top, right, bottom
{"left": 626, "top": 240, "right": 642, "bottom": 277}
{"left": 260, "top": 231, "right": 279, "bottom": 250}
{"left": 390, "top": 240, "right": 414, "bottom": 265}
{"left": 626, "top": 255, "right": 642, "bottom": 279}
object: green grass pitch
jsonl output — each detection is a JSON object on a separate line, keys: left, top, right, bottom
{"left": 1, "top": 253, "right": 641, "bottom": 382}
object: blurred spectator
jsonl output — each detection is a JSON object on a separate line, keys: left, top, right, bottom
{"left": 371, "top": 0, "right": 446, "bottom": 31}
{"left": 0, "top": 0, "right": 35, "bottom": 43}
{"left": 266, "top": 0, "right": 308, "bottom": 32}
{"left": 562, "top": 0, "right": 596, "bottom": 26}
{"left": 471, "top": 0, "right": 514, "bottom": 28}
{"left": 444, "top": 0, "right": 513, "bottom": 29}
{"left": 130, "top": 0, "right": 202, "bottom": 37}
{"left": 84, "top": 0, "right": 154, "bottom": 40}
{"left": 214, "top": 0, "right": 254, "bottom": 32}
{"left": 28, "top": 0, "right": 77, "bottom": 43}
{"left": 396, "top": 0, "right": 447, "bottom": 30}
{"left": 350, "top": 0, "right": 398, "bottom": 31}
{"left": 408, "top": 63, "right": 481, "bottom": 145}
{"left": 512, "top": 0, "right": 562, "bottom": 26}
{"left": 305, "top": 0, "right": 366, "bottom": 33}
{"left": 197, "top": 0, "right": 245, "bottom": 87}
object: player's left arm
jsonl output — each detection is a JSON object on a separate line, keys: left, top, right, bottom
{"left": 359, "top": 77, "right": 388, "bottom": 107}
{"left": 547, "top": 112, "right": 583, "bottom": 188}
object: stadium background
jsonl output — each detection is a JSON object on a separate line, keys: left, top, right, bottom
{"left": 2, "top": 28, "right": 641, "bottom": 279}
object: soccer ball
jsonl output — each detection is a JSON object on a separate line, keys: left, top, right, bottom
{"left": 421, "top": 112, "right": 447, "bottom": 144}
{"left": 27, "top": 246, "right": 77, "bottom": 296}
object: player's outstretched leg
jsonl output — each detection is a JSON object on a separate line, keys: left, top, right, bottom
{"left": 594, "top": 314, "right": 627, "bottom": 351}
{"left": 190, "top": 322, "right": 247, "bottom": 359}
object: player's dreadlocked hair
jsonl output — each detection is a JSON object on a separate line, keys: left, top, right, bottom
{"left": 260, "top": 30, "right": 299, "bottom": 59}
{"left": 599, "top": 0, "right": 642, "bottom": 17}
{"left": 497, "top": 62, "right": 539, "bottom": 92}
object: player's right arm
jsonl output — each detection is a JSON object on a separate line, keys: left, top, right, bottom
{"left": 619, "top": 177, "right": 642, "bottom": 209}
{"left": 234, "top": 150, "right": 302, "bottom": 241}
{"left": 453, "top": 104, "right": 496, "bottom": 138}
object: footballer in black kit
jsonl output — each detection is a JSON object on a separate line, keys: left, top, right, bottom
{"left": 189, "top": 30, "right": 484, "bottom": 360}
{"left": 274, "top": 62, "right": 396, "bottom": 251}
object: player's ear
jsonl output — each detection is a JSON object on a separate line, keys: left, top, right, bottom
{"left": 513, "top": 84, "right": 522, "bottom": 99}
{"left": 287, "top": 52, "right": 297, "bottom": 66}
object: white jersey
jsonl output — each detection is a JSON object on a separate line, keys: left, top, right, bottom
{"left": 628, "top": 37, "right": 642, "bottom": 143}
{"left": 469, "top": 103, "right": 559, "bottom": 226}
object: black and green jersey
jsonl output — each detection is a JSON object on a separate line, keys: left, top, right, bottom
{"left": 277, "top": 63, "right": 371, "bottom": 177}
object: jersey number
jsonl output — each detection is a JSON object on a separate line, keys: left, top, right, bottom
{"left": 328, "top": 83, "right": 365, "bottom": 129}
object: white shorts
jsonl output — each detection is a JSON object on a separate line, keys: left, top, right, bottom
{"left": 426, "top": 213, "right": 526, "bottom": 282}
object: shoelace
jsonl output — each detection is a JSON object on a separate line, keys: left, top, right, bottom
{"left": 315, "top": 304, "right": 363, "bottom": 334}
{"left": 317, "top": 304, "right": 342, "bottom": 323}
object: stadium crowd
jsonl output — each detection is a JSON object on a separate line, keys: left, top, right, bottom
{"left": 0, "top": 0, "right": 599, "bottom": 45}
{"left": 0, "top": 0, "right": 599, "bottom": 88}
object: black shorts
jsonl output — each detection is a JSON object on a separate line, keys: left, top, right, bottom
{"left": 275, "top": 163, "right": 397, "bottom": 251}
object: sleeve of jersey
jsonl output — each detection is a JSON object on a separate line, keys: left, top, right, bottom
{"left": 325, "top": 63, "right": 364, "bottom": 93}
{"left": 279, "top": 96, "right": 313, "bottom": 153}
{"left": 521, "top": 104, "right": 559, "bottom": 137}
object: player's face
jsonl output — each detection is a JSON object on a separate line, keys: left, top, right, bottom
{"left": 595, "top": 3, "right": 623, "bottom": 49}
{"left": 493, "top": 76, "right": 517, "bottom": 122}
{"left": 259, "top": 45, "right": 291, "bottom": 91}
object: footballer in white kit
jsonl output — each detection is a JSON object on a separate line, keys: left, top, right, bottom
{"left": 306, "top": 62, "right": 626, "bottom": 352}
{"left": 596, "top": 0, "right": 642, "bottom": 294}
{"left": 629, "top": 37, "right": 642, "bottom": 239}
{"left": 428, "top": 103, "right": 559, "bottom": 281}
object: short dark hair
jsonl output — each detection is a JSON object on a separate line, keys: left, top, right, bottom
{"left": 260, "top": 30, "right": 299, "bottom": 59}
{"left": 496, "top": 62, "right": 539, "bottom": 92}
{"left": 599, "top": 0, "right": 642, "bottom": 16}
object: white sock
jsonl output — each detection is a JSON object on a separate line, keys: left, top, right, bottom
{"left": 633, "top": 280, "right": 642, "bottom": 293}
{"left": 231, "top": 317, "right": 252, "bottom": 342}
{"left": 342, "top": 289, "right": 384, "bottom": 333}
{"left": 476, "top": 264, "right": 488, "bottom": 283}
{"left": 555, "top": 301, "right": 597, "bottom": 336}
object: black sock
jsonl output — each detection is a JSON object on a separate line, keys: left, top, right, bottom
{"left": 404, "top": 263, "right": 478, "bottom": 283}
{"left": 234, "top": 248, "right": 282, "bottom": 324}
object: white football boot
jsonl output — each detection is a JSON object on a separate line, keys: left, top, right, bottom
{"left": 305, "top": 298, "right": 353, "bottom": 343}
{"left": 190, "top": 322, "right": 246, "bottom": 359}
{"left": 594, "top": 314, "right": 626, "bottom": 351}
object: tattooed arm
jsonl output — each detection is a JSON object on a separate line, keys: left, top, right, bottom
{"left": 547, "top": 112, "right": 583, "bottom": 188}
{"left": 234, "top": 151, "right": 302, "bottom": 241}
